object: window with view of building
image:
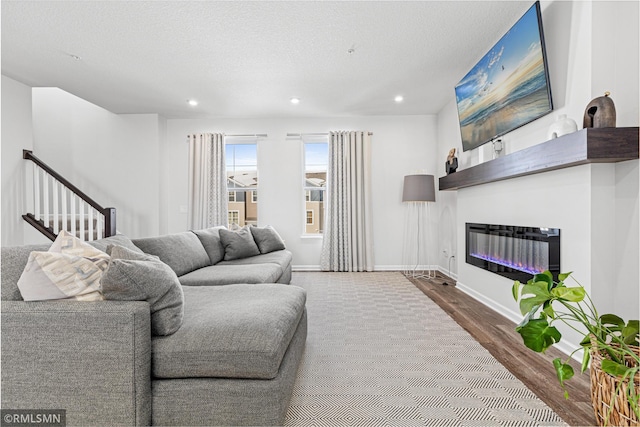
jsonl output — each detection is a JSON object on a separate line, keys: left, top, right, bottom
{"left": 226, "top": 142, "right": 258, "bottom": 228}
{"left": 303, "top": 141, "right": 328, "bottom": 234}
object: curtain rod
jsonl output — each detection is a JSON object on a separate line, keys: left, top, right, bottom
{"left": 287, "top": 132, "right": 373, "bottom": 137}
{"left": 186, "top": 133, "right": 267, "bottom": 139}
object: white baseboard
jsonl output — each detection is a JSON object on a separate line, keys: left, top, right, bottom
{"left": 292, "top": 265, "right": 440, "bottom": 272}
{"left": 456, "top": 280, "right": 581, "bottom": 362}
{"left": 437, "top": 266, "right": 458, "bottom": 281}
{"left": 292, "top": 265, "right": 321, "bottom": 272}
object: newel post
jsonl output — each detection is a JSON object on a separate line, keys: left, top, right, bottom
{"left": 103, "top": 207, "right": 117, "bottom": 237}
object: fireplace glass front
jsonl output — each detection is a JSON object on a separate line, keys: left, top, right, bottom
{"left": 466, "top": 223, "right": 560, "bottom": 282}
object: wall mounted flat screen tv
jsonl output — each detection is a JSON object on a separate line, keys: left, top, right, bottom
{"left": 455, "top": 1, "right": 553, "bottom": 152}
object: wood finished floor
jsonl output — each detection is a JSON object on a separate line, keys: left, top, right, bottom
{"left": 409, "top": 272, "right": 596, "bottom": 427}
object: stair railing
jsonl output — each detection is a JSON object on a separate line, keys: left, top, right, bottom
{"left": 22, "top": 150, "right": 116, "bottom": 242}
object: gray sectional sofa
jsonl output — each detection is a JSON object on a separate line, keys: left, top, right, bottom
{"left": 1, "top": 227, "right": 307, "bottom": 426}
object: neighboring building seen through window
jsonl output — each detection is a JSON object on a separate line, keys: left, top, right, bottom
{"left": 303, "top": 141, "right": 328, "bottom": 234}
{"left": 226, "top": 142, "right": 258, "bottom": 228}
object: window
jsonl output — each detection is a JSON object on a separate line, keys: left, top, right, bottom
{"left": 226, "top": 142, "right": 258, "bottom": 228}
{"left": 228, "top": 210, "right": 240, "bottom": 227}
{"left": 303, "top": 141, "right": 328, "bottom": 235}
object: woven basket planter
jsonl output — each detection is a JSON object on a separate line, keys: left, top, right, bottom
{"left": 589, "top": 341, "right": 640, "bottom": 426}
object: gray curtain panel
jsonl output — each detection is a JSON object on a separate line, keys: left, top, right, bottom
{"left": 187, "top": 133, "right": 228, "bottom": 229}
{"left": 320, "top": 131, "right": 374, "bottom": 272}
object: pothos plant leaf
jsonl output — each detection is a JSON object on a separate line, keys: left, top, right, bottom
{"left": 581, "top": 348, "right": 591, "bottom": 374}
{"left": 512, "top": 281, "right": 521, "bottom": 302}
{"left": 553, "top": 358, "right": 574, "bottom": 399}
{"left": 519, "top": 281, "right": 553, "bottom": 316}
{"left": 557, "top": 271, "right": 573, "bottom": 282}
{"left": 601, "top": 359, "right": 633, "bottom": 377}
{"left": 622, "top": 320, "right": 640, "bottom": 345}
{"left": 600, "top": 314, "right": 625, "bottom": 330}
{"left": 550, "top": 286, "right": 585, "bottom": 303}
{"left": 533, "top": 271, "right": 553, "bottom": 290}
{"left": 516, "top": 318, "right": 562, "bottom": 353}
{"left": 542, "top": 300, "right": 555, "bottom": 319}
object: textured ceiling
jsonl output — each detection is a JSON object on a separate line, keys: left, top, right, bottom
{"left": 1, "top": 1, "right": 531, "bottom": 118}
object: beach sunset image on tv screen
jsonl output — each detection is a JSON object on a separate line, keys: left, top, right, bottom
{"left": 455, "top": 2, "right": 552, "bottom": 152}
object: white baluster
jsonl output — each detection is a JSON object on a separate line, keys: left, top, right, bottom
{"left": 70, "top": 194, "right": 77, "bottom": 237}
{"left": 79, "top": 201, "right": 85, "bottom": 241}
{"left": 88, "top": 207, "right": 94, "bottom": 241}
{"left": 61, "top": 187, "right": 68, "bottom": 233}
{"left": 52, "top": 179, "right": 59, "bottom": 234}
{"left": 96, "top": 210, "right": 103, "bottom": 240}
{"left": 43, "top": 172, "right": 50, "bottom": 229}
{"left": 33, "top": 166, "right": 41, "bottom": 222}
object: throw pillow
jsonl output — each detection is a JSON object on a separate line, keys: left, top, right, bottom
{"left": 100, "top": 245, "right": 184, "bottom": 336}
{"left": 192, "top": 226, "right": 227, "bottom": 265}
{"left": 219, "top": 226, "right": 261, "bottom": 261}
{"left": 250, "top": 225, "right": 286, "bottom": 254}
{"left": 17, "top": 230, "right": 109, "bottom": 301}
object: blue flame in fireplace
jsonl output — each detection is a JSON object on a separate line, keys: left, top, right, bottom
{"left": 470, "top": 252, "right": 544, "bottom": 275}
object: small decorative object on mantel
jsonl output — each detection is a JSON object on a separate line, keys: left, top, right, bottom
{"left": 547, "top": 114, "right": 578, "bottom": 139}
{"left": 445, "top": 148, "right": 458, "bottom": 175}
{"left": 583, "top": 92, "right": 617, "bottom": 128}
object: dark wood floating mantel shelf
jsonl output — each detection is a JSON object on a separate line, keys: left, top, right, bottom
{"left": 439, "top": 127, "right": 639, "bottom": 191}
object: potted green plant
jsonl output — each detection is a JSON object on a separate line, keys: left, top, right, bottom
{"left": 511, "top": 271, "right": 639, "bottom": 426}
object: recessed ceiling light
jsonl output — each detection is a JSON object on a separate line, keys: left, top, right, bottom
{"left": 394, "top": 95, "right": 404, "bottom": 103}
{"left": 290, "top": 97, "right": 300, "bottom": 104}
{"left": 187, "top": 99, "right": 198, "bottom": 106}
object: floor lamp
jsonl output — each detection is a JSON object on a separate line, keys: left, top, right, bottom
{"left": 402, "top": 174, "right": 436, "bottom": 279}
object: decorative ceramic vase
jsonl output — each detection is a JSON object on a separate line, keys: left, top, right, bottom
{"left": 547, "top": 114, "right": 578, "bottom": 139}
{"left": 583, "top": 92, "right": 617, "bottom": 128}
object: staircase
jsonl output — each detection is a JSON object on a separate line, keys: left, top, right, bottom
{"left": 22, "top": 150, "right": 116, "bottom": 242}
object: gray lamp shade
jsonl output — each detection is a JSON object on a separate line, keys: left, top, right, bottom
{"left": 402, "top": 174, "right": 435, "bottom": 202}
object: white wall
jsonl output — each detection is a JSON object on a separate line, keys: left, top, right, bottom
{"left": 435, "top": 0, "right": 639, "bottom": 355}
{"left": 0, "top": 75, "right": 44, "bottom": 246}
{"left": 31, "top": 88, "right": 163, "bottom": 240}
{"left": 165, "top": 116, "right": 436, "bottom": 269}
{"left": 23, "top": 87, "right": 436, "bottom": 268}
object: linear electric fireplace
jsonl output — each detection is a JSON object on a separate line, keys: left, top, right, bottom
{"left": 466, "top": 223, "right": 560, "bottom": 282}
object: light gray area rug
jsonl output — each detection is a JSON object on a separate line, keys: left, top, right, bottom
{"left": 285, "top": 272, "right": 566, "bottom": 427}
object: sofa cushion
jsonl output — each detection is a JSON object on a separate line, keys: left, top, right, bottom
{"left": 250, "top": 225, "right": 286, "bottom": 254}
{"left": 178, "top": 264, "right": 282, "bottom": 287}
{"left": 88, "top": 233, "right": 144, "bottom": 255}
{"left": 1, "top": 244, "right": 51, "bottom": 301}
{"left": 219, "top": 226, "right": 260, "bottom": 261}
{"left": 152, "top": 284, "right": 306, "bottom": 379}
{"left": 217, "top": 250, "right": 292, "bottom": 271}
{"left": 132, "top": 232, "right": 210, "bottom": 276}
{"left": 191, "top": 226, "right": 226, "bottom": 265}
{"left": 101, "top": 245, "right": 184, "bottom": 336}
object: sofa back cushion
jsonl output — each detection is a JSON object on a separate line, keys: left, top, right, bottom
{"left": 219, "top": 226, "right": 261, "bottom": 261}
{"left": 192, "top": 226, "right": 226, "bottom": 265}
{"left": 101, "top": 245, "right": 184, "bottom": 336}
{"left": 132, "top": 232, "right": 210, "bottom": 277}
{"left": 250, "top": 225, "right": 286, "bottom": 254}
{"left": 88, "top": 233, "right": 144, "bottom": 255}
{"left": 1, "top": 244, "right": 51, "bottom": 301}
